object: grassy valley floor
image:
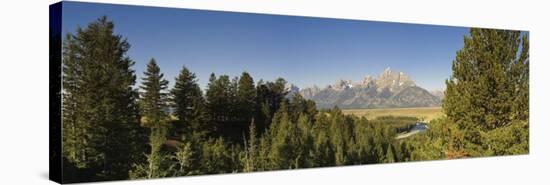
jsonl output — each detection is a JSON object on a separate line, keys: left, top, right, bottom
{"left": 342, "top": 107, "right": 443, "bottom": 121}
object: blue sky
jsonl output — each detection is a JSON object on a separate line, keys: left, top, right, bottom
{"left": 61, "top": 1, "right": 469, "bottom": 91}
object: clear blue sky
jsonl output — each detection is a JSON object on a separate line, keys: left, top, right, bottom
{"left": 61, "top": 1, "right": 469, "bottom": 91}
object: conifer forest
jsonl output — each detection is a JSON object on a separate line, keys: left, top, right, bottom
{"left": 59, "top": 17, "right": 529, "bottom": 183}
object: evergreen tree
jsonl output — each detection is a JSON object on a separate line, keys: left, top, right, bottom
{"left": 237, "top": 72, "right": 257, "bottom": 132}
{"left": 134, "top": 59, "right": 172, "bottom": 179}
{"left": 171, "top": 66, "right": 208, "bottom": 137}
{"left": 312, "top": 112, "right": 335, "bottom": 167}
{"left": 330, "top": 114, "right": 347, "bottom": 166}
{"left": 255, "top": 131, "right": 271, "bottom": 171}
{"left": 296, "top": 113, "right": 315, "bottom": 168}
{"left": 206, "top": 73, "right": 255, "bottom": 142}
{"left": 61, "top": 16, "right": 146, "bottom": 181}
{"left": 267, "top": 102, "right": 294, "bottom": 169}
{"left": 255, "top": 80, "right": 271, "bottom": 133}
{"left": 243, "top": 119, "right": 258, "bottom": 172}
{"left": 206, "top": 74, "right": 233, "bottom": 137}
{"left": 140, "top": 59, "right": 169, "bottom": 128}
{"left": 255, "top": 78, "right": 289, "bottom": 133}
{"left": 443, "top": 28, "right": 529, "bottom": 155}
{"left": 351, "top": 117, "right": 372, "bottom": 164}
{"left": 326, "top": 108, "right": 353, "bottom": 166}
{"left": 289, "top": 93, "right": 318, "bottom": 122}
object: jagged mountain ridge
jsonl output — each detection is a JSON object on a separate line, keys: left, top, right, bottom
{"left": 294, "top": 68, "right": 441, "bottom": 109}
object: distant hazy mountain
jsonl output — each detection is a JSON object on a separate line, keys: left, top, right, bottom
{"left": 294, "top": 68, "right": 442, "bottom": 109}
{"left": 429, "top": 89, "right": 444, "bottom": 100}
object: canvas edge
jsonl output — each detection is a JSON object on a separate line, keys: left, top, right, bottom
{"left": 49, "top": 1, "right": 63, "bottom": 184}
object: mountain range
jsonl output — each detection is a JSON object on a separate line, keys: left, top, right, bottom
{"left": 289, "top": 68, "right": 442, "bottom": 109}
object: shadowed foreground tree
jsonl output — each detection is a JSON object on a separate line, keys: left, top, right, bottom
{"left": 169, "top": 66, "right": 209, "bottom": 176}
{"left": 205, "top": 74, "right": 234, "bottom": 138}
{"left": 61, "top": 16, "right": 147, "bottom": 182}
{"left": 171, "top": 66, "right": 209, "bottom": 138}
{"left": 236, "top": 72, "right": 257, "bottom": 136}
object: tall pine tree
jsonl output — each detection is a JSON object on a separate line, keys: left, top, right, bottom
{"left": 61, "top": 16, "right": 146, "bottom": 181}
{"left": 206, "top": 74, "right": 229, "bottom": 132}
{"left": 140, "top": 59, "right": 169, "bottom": 128}
{"left": 237, "top": 72, "right": 256, "bottom": 134}
{"left": 443, "top": 28, "right": 529, "bottom": 155}
{"left": 170, "top": 66, "right": 207, "bottom": 176}
{"left": 135, "top": 59, "right": 171, "bottom": 179}
{"left": 171, "top": 66, "right": 208, "bottom": 137}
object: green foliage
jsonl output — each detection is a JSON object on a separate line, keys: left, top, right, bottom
{"left": 443, "top": 28, "right": 529, "bottom": 156}
{"left": 328, "top": 109, "right": 351, "bottom": 166}
{"left": 200, "top": 137, "right": 235, "bottom": 174}
{"left": 61, "top": 16, "right": 147, "bottom": 182}
{"left": 289, "top": 93, "right": 318, "bottom": 122}
{"left": 206, "top": 74, "right": 232, "bottom": 124}
{"left": 173, "top": 140, "right": 196, "bottom": 176}
{"left": 479, "top": 120, "right": 529, "bottom": 156}
{"left": 312, "top": 113, "right": 335, "bottom": 167}
{"left": 62, "top": 18, "right": 529, "bottom": 182}
{"left": 243, "top": 119, "right": 258, "bottom": 172}
{"left": 237, "top": 72, "right": 257, "bottom": 124}
{"left": 255, "top": 78, "right": 289, "bottom": 132}
{"left": 267, "top": 102, "right": 296, "bottom": 169}
{"left": 296, "top": 113, "right": 315, "bottom": 168}
{"left": 171, "top": 66, "right": 208, "bottom": 138}
{"left": 130, "top": 59, "right": 173, "bottom": 179}
{"left": 385, "top": 145, "right": 395, "bottom": 163}
{"left": 405, "top": 118, "right": 447, "bottom": 161}
{"left": 140, "top": 59, "right": 170, "bottom": 127}
{"left": 205, "top": 74, "right": 240, "bottom": 141}
{"left": 129, "top": 127, "right": 174, "bottom": 179}
{"left": 349, "top": 117, "right": 372, "bottom": 164}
